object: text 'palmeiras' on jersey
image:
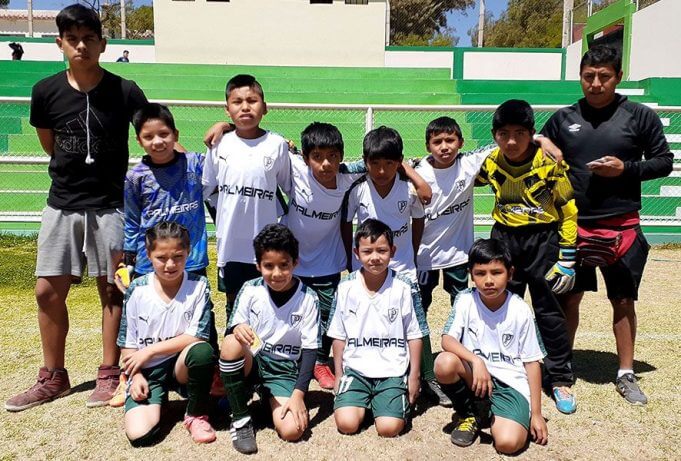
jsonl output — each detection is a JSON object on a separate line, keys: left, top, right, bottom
{"left": 347, "top": 337, "right": 406, "bottom": 348}
{"left": 473, "top": 348, "right": 520, "bottom": 366}
{"left": 262, "top": 342, "right": 301, "bottom": 356}
{"left": 219, "top": 184, "right": 274, "bottom": 201}
{"left": 289, "top": 197, "right": 340, "bottom": 221}
{"left": 144, "top": 200, "right": 201, "bottom": 219}
{"left": 392, "top": 222, "right": 409, "bottom": 238}
{"left": 138, "top": 336, "right": 175, "bottom": 347}
{"left": 425, "top": 197, "right": 471, "bottom": 222}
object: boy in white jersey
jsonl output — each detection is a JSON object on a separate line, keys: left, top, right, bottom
{"left": 202, "top": 74, "right": 291, "bottom": 322}
{"left": 328, "top": 219, "right": 428, "bottom": 437}
{"left": 218, "top": 224, "right": 320, "bottom": 454}
{"left": 435, "top": 238, "right": 548, "bottom": 454}
{"left": 117, "top": 222, "right": 217, "bottom": 446}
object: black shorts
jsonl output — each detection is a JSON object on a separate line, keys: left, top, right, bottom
{"left": 217, "top": 262, "right": 261, "bottom": 295}
{"left": 573, "top": 227, "right": 649, "bottom": 300}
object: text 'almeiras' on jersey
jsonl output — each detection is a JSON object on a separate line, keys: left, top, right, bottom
{"left": 282, "top": 155, "right": 365, "bottom": 277}
{"left": 415, "top": 146, "right": 492, "bottom": 269}
{"left": 327, "top": 270, "right": 429, "bottom": 378}
{"left": 229, "top": 278, "right": 321, "bottom": 362}
{"left": 443, "top": 289, "right": 545, "bottom": 403}
{"left": 117, "top": 272, "right": 214, "bottom": 369}
{"left": 201, "top": 131, "right": 291, "bottom": 266}
{"left": 342, "top": 176, "right": 425, "bottom": 280}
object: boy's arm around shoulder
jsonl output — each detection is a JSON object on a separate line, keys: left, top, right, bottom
{"left": 401, "top": 161, "right": 432, "bottom": 205}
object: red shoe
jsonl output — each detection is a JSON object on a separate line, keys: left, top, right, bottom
{"left": 209, "top": 366, "right": 225, "bottom": 397}
{"left": 184, "top": 415, "right": 217, "bottom": 444}
{"left": 314, "top": 363, "right": 335, "bottom": 390}
{"left": 5, "top": 367, "right": 71, "bottom": 412}
{"left": 86, "top": 365, "right": 121, "bottom": 408}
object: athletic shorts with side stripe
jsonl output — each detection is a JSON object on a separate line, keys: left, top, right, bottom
{"left": 485, "top": 378, "right": 531, "bottom": 430}
{"left": 248, "top": 354, "right": 298, "bottom": 399}
{"left": 333, "top": 368, "right": 409, "bottom": 420}
{"left": 124, "top": 356, "right": 186, "bottom": 412}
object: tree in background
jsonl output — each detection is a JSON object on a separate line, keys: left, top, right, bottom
{"left": 391, "top": 0, "right": 474, "bottom": 46}
{"left": 469, "top": 0, "right": 563, "bottom": 48}
{"left": 101, "top": 1, "right": 153, "bottom": 39}
{"left": 0, "top": 0, "right": 10, "bottom": 9}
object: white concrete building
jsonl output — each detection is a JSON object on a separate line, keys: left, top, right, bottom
{"left": 0, "top": 9, "right": 58, "bottom": 37}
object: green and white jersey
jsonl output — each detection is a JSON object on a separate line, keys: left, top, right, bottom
{"left": 343, "top": 177, "right": 425, "bottom": 281}
{"left": 202, "top": 131, "right": 291, "bottom": 266}
{"left": 443, "top": 289, "right": 545, "bottom": 403}
{"left": 282, "top": 155, "right": 365, "bottom": 277}
{"left": 229, "top": 278, "right": 320, "bottom": 362}
{"left": 327, "top": 270, "right": 429, "bottom": 378}
{"left": 415, "top": 147, "right": 492, "bottom": 270}
{"left": 117, "top": 272, "right": 214, "bottom": 369}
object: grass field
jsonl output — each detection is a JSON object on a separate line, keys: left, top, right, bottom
{"left": 1, "top": 236, "right": 680, "bottom": 460}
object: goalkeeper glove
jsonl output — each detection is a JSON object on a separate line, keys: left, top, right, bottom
{"left": 545, "top": 248, "right": 576, "bottom": 294}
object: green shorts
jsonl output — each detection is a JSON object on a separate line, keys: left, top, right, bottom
{"left": 249, "top": 354, "right": 298, "bottom": 399}
{"left": 333, "top": 368, "right": 409, "bottom": 420}
{"left": 485, "top": 378, "right": 531, "bottom": 430}
{"left": 124, "top": 356, "right": 186, "bottom": 412}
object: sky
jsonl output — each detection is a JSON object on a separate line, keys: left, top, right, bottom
{"left": 9, "top": 0, "right": 509, "bottom": 47}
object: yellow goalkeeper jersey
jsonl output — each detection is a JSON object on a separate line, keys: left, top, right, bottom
{"left": 476, "top": 146, "right": 578, "bottom": 248}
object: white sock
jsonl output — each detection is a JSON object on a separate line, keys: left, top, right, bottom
{"left": 617, "top": 369, "right": 634, "bottom": 379}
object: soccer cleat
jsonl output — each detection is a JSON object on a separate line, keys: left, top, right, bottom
{"left": 450, "top": 415, "right": 479, "bottom": 447}
{"left": 86, "top": 365, "right": 121, "bottom": 408}
{"left": 553, "top": 386, "right": 577, "bottom": 414}
{"left": 616, "top": 373, "right": 648, "bottom": 406}
{"left": 230, "top": 419, "right": 258, "bottom": 454}
{"left": 423, "top": 379, "right": 453, "bottom": 407}
{"left": 184, "top": 414, "right": 217, "bottom": 444}
{"left": 313, "top": 363, "right": 335, "bottom": 390}
{"left": 5, "top": 367, "right": 71, "bottom": 412}
{"left": 109, "top": 373, "right": 128, "bottom": 408}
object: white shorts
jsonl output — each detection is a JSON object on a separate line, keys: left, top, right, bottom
{"left": 35, "top": 206, "right": 124, "bottom": 284}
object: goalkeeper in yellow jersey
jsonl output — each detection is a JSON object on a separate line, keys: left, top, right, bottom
{"left": 476, "top": 99, "right": 578, "bottom": 415}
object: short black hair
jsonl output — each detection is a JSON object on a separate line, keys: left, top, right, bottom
{"left": 425, "top": 116, "right": 463, "bottom": 144}
{"left": 56, "top": 4, "right": 102, "bottom": 39}
{"left": 354, "top": 218, "right": 394, "bottom": 248}
{"left": 253, "top": 224, "right": 299, "bottom": 263}
{"left": 225, "top": 74, "right": 265, "bottom": 101}
{"left": 132, "top": 103, "right": 177, "bottom": 135}
{"left": 492, "top": 99, "right": 535, "bottom": 133}
{"left": 363, "top": 126, "right": 403, "bottom": 162}
{"left": 467, "top": 238, "right": 512, "bottom": 271}
{"left": 145, "top": 221, "right": 190, "bottom": 252}
{"left": 301, "top": 122, "right": 344, "bottom": 159}
{"left": 580, "top": 45, "right": 622, "bottom": 75}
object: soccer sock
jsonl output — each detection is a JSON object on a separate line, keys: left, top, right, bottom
{"left": 184, "top": 342, "right": 216, "bottom": 416}
{"left": 617, "top": 368, "right": 634, "bottom": 379}
{"left": 317, "top": 334, "right": 333, "bottom": 364}
{"left": 420, "top": 334, "right": 436, "bottom": 381}
{"left": 449, "top": 380, "right": 473, "bottom": 416}
{"left": 219, "top": 358, "right": 251, "bottom": 422}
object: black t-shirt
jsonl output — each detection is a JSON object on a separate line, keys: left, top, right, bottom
{"left": 30, "top": 70, "right": 148, "bottom": 210}
{"left": 541, "top": 94, "right": 673, "bottom": 222}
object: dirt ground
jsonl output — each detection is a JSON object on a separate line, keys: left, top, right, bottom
{"left": 1, "top": 246, "right": 680, "bottom": 460}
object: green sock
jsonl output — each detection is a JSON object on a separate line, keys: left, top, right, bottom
{"left": 184, "top": 342, "right": 216, "bottom": 416}
{"left": 420, "top": 334, "right": 436, "bottom": 381}
{"left": 219, "top": 358, "right": 251, "bottom": 421}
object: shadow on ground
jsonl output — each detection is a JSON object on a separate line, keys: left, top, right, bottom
{"left": 573, "top": 349, "right": 656, "bottom": 384}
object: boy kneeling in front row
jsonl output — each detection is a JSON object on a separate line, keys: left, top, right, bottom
{"left": 435, "top": 238, "right": 548, "bottom": 455}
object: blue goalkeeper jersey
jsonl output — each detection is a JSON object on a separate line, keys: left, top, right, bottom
{"left": 124, "top": 152, "right": 209, "bottom": 274}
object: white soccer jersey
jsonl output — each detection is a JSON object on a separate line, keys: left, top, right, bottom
{"left": 327, "top": 270, "right": 429, "bottom": 378}
{"left": 443, "top": 289, "right": 545, "bottom": 402}
{"left": 229, "top": 278, "right": 320, "bottom": 362}
{"left": 416, "top": 147, "right": 492, "bottom": 270}
{"left": 117, "top": 272, "right": 214, "bottom": 369}
{"left": 282, "top": 155, "right": 365, "bottom": 277}
{"left": 202, "top": 131, "right": 291, "bottom": 266}
{"left": 343, "top": 177, "right": 425, "bottom": 280}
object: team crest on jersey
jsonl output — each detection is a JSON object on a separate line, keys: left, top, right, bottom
{"left": 263, "top": 156, "right": 274, "bottom": 170}
{"left": 502, "top": 333, "right": 514, "bottom": 347}
{"left": 290, "top": 314, "right": 303, "bottom": 326}
{"left": 455, "top": 179, "right": 466, "bottom": 192}
{"left": 300, "top": 188, "right": 312, "bottom": 203}
{"left": 397, "top": 201, "right": 407, "bottom": 213}
{"left": 183, "top": 310, "right": 193, "bottom": 322}
{"left": 387, "top": 308, "right": 398, "bottom": 323}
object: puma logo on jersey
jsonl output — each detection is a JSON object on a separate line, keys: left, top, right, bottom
{"left": 568, "top": 123, "right": 581, "bottom": 132}
{"left": 468, "top": 327, "right": 478, "bottom": 338}
{"left": 359, "top": 202, "right": 369, "bottom": 211}
{"left": 138, "top": 316, "right": 149, "bottom": 324}
{"left": 502, "top": 333, "right": 514, "bottom": 347}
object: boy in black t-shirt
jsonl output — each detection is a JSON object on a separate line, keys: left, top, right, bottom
{"left": 4, "top": 4, "right": 148, "bottom": 412}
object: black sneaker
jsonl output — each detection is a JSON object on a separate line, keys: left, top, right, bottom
{"left": 230, "top": 419, "right": 258, "bottom": 454}
{"left": 450, "top": 415, "right": 479, "bottom": 447}
{"left": 423, "top": 379, "right": 453, "bottom": 407}
{"left": 616, "top": 373, "right": 648, "bottom": 405}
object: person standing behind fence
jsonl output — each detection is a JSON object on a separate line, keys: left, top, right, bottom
{"left": 541, "top": 45, "right": 673, "bottom": 405}
{"left": 4, "top": 4, "right": 148, "bottom": 412}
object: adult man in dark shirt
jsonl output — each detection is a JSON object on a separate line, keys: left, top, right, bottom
{"left": 5, "top": 4, "right": 147, "bottom": 412}
{"left": 542, "top": 45, "right": 673, "bottom": 405}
